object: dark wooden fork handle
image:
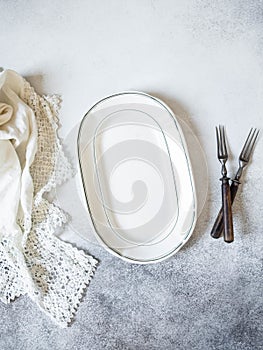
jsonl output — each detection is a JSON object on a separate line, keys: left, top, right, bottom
{"left": 221, "top": 177, "right": 234, "bottom": 242}
{"left": 211, "top": 180, "right": 239, "bottom": 239}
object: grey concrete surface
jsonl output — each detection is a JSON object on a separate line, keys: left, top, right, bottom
{"left": 0, "top": 175, "right": 262, "bottom": 349}
{"left": 1, "top": 0, "right": 263, "bottom": 349}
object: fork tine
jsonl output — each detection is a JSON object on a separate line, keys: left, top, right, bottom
{"left": 219, "top": 125, "right": 222, "bottom": 155}
{"left": 240, "top": 128, "right": 254, "bottom": 158}
{"left": 244, "top": 128, "right": 259, "bottom": 160}
{"left": 219, "top": 126, "right": 223, "bottom": 154}
{"left": 216, "top": 126, "right": 220, "bottom": 156}
{"left": 223, "top": 125, "right": 227, "bottom": 155}
{"left": 220, "top": 125, "right": 226, "bottom": 156}
{"left": 240, "top": 128, "right": 259, "bottom": 161}
{"left": 243, "top": 128, "right": 256, "bottom": 159}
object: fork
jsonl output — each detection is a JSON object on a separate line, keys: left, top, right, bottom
{"left": 215, "top": 125, "right": 234, "bottom": 243}
{"left": 211, "top": 127, "right": 259, "bottom": 239}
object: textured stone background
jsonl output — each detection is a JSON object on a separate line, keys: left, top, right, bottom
{"left": 0, "top": 0, "right": 263, "bottom": 349}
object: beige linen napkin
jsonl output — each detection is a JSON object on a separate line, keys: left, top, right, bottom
{"left": 0, "top": 102, "right": 13, "bottom": 124}
{"left": 0, "top": 72, "right": 37, "bottom": 238}
{"left": 0, "top": 69, "right": 97, "bottom": 327}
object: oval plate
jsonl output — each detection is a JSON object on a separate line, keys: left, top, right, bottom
{"left": 78, "top": 92, "right": 197, "bottom": 263}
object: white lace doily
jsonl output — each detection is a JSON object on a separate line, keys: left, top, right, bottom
{"left": 0, "top": 78, "right": 97, "bottom": 327}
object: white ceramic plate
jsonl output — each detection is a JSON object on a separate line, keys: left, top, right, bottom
{"left": 78, "top": 92, "right": 197, "bottom": 263}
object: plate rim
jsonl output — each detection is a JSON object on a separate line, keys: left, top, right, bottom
{"left": 77, "top": 91, "right": 197, "bottom": 264}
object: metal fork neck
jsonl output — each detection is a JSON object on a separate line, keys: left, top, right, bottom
{"left": 232, "top": 163, "right": 246, "bottom": 182}
{"left": 234, "top": 166, "right": 243, "bottom": 181}
{"left": 221, "top": 164, "right": 227, "bottom": 177}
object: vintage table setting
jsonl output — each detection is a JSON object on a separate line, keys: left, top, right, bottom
{"left": 0, "top": 1, "right": 263, "bottom": 350}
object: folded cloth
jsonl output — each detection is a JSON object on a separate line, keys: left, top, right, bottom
{"left": 0, "top": 72, "right": 37, "bottom": 236}
{"left": 0, "top": 102, "right": 13, "bottom": 125}
{"left": 0, "top": 70, "right": 97, "bottom": 327}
